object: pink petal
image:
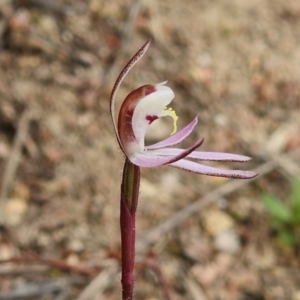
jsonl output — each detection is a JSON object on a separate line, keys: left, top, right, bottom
{"left": 169, "top": 159, "right": 257, "bottom": 179}
{"left": 146, "top": 116, "right": 199, "bottom": 150}
{"left": 150, "top": 148, "right": 252, "bottom": 162}
{"left": 130, "top": 138, "right": 204, "bottom": 167}
{"left": 132, "top": 85, "right": 174, "bottom": 150}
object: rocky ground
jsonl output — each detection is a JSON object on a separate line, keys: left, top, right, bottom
{"left": 0, "top": 0, "right": 300, "bottom": 299}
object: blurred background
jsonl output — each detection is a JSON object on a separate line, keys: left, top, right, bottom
{"left": 0, "top": 0, "right": 300, "bottom": 299}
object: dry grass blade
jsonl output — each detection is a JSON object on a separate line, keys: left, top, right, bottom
{"left": 76, "top": 263, "right": 119, "bottom": 300}
{"left": 185, "top": 277, "right": 208, "bottom": 300}
{"left": 0, "top": 110, "right": 33, "bottom": 224}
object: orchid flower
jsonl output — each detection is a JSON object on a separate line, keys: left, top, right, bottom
{"left": 110, "top": 40, "right": 257, "bottom": 179}
{"left": 111, "top": 40, "right": 257, "bottom": 300}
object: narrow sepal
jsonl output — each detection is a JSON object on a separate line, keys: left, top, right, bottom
{"left": 170, "top": 159, "right": 258, "bottom": 179}
{"left": 110, "top": 40, "right": 152, "bottom": 153}
{"left": 130, "top": 138, "right": 204, "bottom": 167}
{"left": 151, "top": 148, "right": 252, "bottom": 162}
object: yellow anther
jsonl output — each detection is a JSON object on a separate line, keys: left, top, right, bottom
{"left": 162, "top": 107, "right": 178, "bottom": 135}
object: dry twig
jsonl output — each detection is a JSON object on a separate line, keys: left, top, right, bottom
{"left": 76, "top": 262, "right": 119, "bottom": 300}
{"left": 0, "top": 110, "right": 33, "bottom": 224}
{"left": 0, "top": 278, "right": 68, "bottom": 300}
{"left": 0, "top": 256, "right": 98, "bottom": 276}
{"left": 142, "top": 253, "right": 173, "bottom": 300}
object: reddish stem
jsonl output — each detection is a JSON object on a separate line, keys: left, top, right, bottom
{"left": 120, "top": 195, "right": 135, "bottom": 299}
{"left": 120, "top": 159, "right": 140, "bottom": 300}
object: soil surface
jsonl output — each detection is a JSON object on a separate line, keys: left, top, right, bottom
{"left": 0, "top": 0, "right": 300, "bottom": 299}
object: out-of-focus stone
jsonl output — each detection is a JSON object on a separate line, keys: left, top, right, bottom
{"left": 68, "top": 239, "right": 84, "bottom": 253}
{"left": 246, "top": 244, "right": 277, "bottom": 269}
{"left": 13, "top": 182, "right": 30, "bottom": 202}
{"left": 191, "top": 254, "right": 233, "bottom": 287}
{"left": 202, "top": 208, "right": 234, "bottom": 236}
{"left": 4, "top": 198, "right": 28, "bottom": 226}
{"left": 265, "top": 124, "right": 297, "bottom": 154}
{"left": 293, "top": 290, "right": 300, "bottom": 300}
{"left": 214, "top": 229, "right": 241, "bottom": 254}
